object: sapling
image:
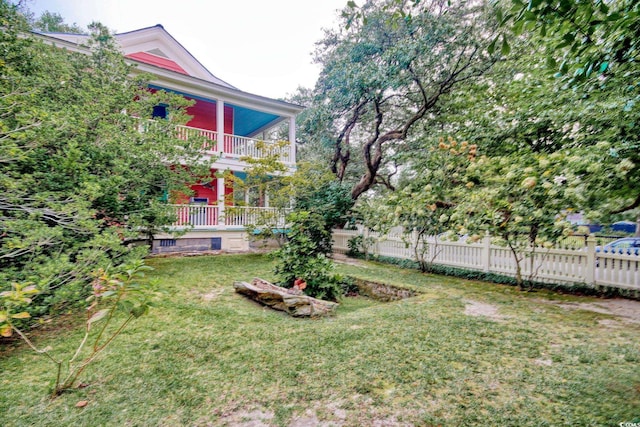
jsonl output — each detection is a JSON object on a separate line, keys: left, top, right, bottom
{"left": 0, "top": 260, "right": 157, "bottom": 397}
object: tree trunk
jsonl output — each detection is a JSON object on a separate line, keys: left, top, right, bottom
{"left": 233, "top": 278, "right": 338, "bottom": 317}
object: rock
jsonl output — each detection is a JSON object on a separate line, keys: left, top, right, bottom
{"left": 233, "top": 278, "right": 338, "bottom": 317}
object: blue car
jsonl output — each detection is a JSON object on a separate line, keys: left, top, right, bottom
{"left": 597, "top": 238, "right": 640, "bottom": 255}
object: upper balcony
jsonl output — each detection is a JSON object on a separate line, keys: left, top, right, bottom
{"left": 174, "top": 124, "right": 294, "bottom": 166}
{"left": 37, "top": 25, "right": 304, "bottom": 171}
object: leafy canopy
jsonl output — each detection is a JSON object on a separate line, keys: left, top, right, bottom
{"left": 0, "top": 2, "right": 210, "bottom": 320}
{"left": 303, "top": 0, "right": 497, "bottom": 199}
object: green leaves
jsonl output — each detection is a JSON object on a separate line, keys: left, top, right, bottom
{"left": 498, "top": 0, "right": 640, "bottom": 84}
{"left": 487, "top": 32, "right": 514, "bottom": 56}
{"left": 308, "top": 0, "right": 496, "bottom": 198}
{"left": 452, "top": 151, "right": 577, "bottom": 282}
{"left": 130, "top": 304, "right": 149, "bottom": 318}
{"left": 273, "top": 211, "right": 344, "bottom": 301}
{"left": 501, "top": 35, "right": 511, "bottom": 56}
{"left": 0, "top": 4, "right": 209, "bottom": 324}
{"left": 488, "top": 37, "right": 497, "bottom": 55}
{"left": 0, "top": 283, "right": 39, "bottom": 304}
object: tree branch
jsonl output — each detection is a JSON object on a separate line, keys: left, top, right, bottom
{"left": 331, "top": 100, "right": 367, "bottom": 180}
{"left": 612, "top": 193, "right": 640, "bottom": 214}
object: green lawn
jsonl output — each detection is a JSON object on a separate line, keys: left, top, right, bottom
{"left": 1, "top": 254, "right": 639, "bottom": 426}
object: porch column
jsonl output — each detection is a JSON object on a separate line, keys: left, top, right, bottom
{"left": 289, "top": 116, "right": 296, "bottom": 164}
{"left": 217, "top": 174, "right": 225, "bottom": 227}
{"left": 216, "top": 100, "right": 225, "bottom": 154}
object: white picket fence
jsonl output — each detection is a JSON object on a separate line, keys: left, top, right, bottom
{"left": 332, "top": 228, "right": 640, "bottom": 292}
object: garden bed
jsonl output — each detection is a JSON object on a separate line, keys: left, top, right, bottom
{"left": 350, "top": 277, "right": 418, "bottom": 301}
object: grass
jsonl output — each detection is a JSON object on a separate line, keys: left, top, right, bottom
{"left": 1, "top": 254, "right": 639, "bottom": 426}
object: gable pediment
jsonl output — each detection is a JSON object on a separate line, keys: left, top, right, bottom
{"left": 115, "top": 25, "right": 235, "bottom": 88}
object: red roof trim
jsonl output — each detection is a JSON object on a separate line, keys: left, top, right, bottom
{"left": 125, "top": 52, "right": 189, "bottom": 75}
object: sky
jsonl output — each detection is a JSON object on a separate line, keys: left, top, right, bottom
{"left": 25, "top": 0, "right": 349, "bottom": 99}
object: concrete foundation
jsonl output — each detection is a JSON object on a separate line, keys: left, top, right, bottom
{"left": 152, "top": 230, "right": 250, "bottom": 254}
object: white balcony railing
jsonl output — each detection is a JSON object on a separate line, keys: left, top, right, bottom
{"left": 225, "top": 206, "right": 290, "bottom": 229}
{"left": 174, "top": 125, "right": 218, "bottom": 151}
{"left": 172, "top": 204, "right": 219, "bottom": 227}
{"left": 170, "top": 205, "right": 289, "bottom": 229}
{"left": 174, "top": 125, "right": 292, "bottom": 164}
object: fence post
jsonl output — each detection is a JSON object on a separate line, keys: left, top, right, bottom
{"left": 372, "top": 230, "right": 380, "bottom": 257}
{"left": 585, "top": 234, "right": 596, "bottom": 286}
{"left": 482, "top": 233, "right": 491, "bottom": 272}
{"left": 363, "top": 226, "right": 370, "bottom": 258}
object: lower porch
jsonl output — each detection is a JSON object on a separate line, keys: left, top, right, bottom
{"left": 151, "top": 205, "right": 289, "bottom": 254}
{"left": 171, "top": 205, "right": 288, "bottom": 229}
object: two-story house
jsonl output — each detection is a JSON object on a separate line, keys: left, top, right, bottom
{"left": 38, "top": 24, "right": 304, "bottom": 254}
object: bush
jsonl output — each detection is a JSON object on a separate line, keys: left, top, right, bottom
{"left": 273, "top": 211, "right": 344, "bottom": 301}
{"left": 0, "top": 260, "right": 157, "bottom": 397}
{"left": 346, "top": 234, "right": 376, "bottom": 259}
{"left": 295, "top": 181, "right": 354, "bottom": 230}
{"left": 346, "top": 235, "right": 363, "bottom": 257}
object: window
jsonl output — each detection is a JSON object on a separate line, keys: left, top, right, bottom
{"left": 152, "top": 105, "right": 167, "bottom": 119}
{"left": 211, "top": 238, "right": 222, "bottom": 250}
{"left": 190, "top": 197, "right": 209, "bottom": 204}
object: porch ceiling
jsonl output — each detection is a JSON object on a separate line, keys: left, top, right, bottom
{"left": 149, "top": 84, "right": 284, "bottom": 138}
{"left": 232, "top": 105, "right": 281, "bottom": 137}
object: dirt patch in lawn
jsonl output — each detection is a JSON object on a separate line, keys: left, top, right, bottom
{"left": 332, "top": 253, "right": 368, "bottom": 268}
{"left": 214, "top": 400, "right": 416, "bottom": 426}
{"left": 541, "top": 298, "right": 640, "bottom": 324}
{"left": 217, "top": 409, "right": 274, "bottom": 426}
{"left": 463, "top": 299, "right": 508, "bottom": 321}
{"left": 202, "top": 289, "right": 225, "bottom": 301}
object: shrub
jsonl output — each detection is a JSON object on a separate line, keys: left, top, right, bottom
{"left": 346, "top": 234, "right": 376, "bottom": 259}
{"left": 295, "top": 181, "right": 354, "bottom": 230}
{"left": 347, "top": 235, "right": 363, "bottom": 257}
{"left": 0, "top": 260, "right": 157, "bottom": 397}
{"left": 273, "top": 211, "right": 344, "bottom": 301}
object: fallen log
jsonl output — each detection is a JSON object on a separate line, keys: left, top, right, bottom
{"left": 233, "top": 278, "right": 338, "bottom": 317}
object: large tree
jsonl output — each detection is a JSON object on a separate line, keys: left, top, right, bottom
{"left": 304, "top": 0, "right": 497, "bottom": 200}
{"left": 31, "top": 10, "right": 85, "bottom": 33}
{"left": 494, "top": 0, "right": 640, "bottom": 218}
{"left": 0, "top": 2, "right": 209, "bottom": 319}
